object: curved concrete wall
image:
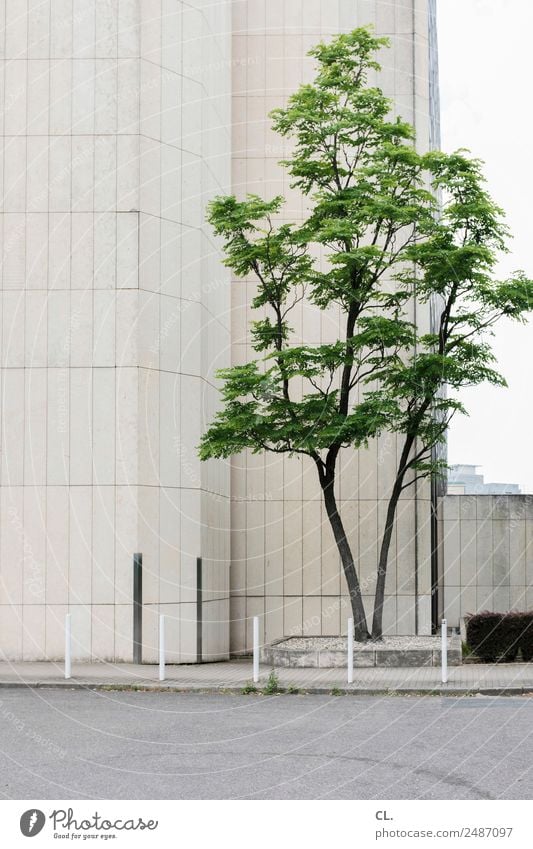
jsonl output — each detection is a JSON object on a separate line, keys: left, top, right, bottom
{"left": 0, "top": 0, "right": 232, "bottom": 661}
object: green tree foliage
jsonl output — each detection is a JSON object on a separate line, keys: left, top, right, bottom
{"left": 370, "top": 152, "right": 533, "bottom": 637}
{"left": 199, "top": 28, "right": 533, "bottom": 641}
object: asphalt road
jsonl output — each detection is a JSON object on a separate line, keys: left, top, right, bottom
{"left": 0, "top": 690, "right": 531, "bottom": 799}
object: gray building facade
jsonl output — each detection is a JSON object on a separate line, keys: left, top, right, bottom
{"left": 0, "top": 0, "right": 488, "bottom": 662}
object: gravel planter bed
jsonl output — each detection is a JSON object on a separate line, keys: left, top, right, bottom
{"left": 261, "top": 635, "right": 462, "bottom": 669}
{"left": 283, "top": 636, "right": 447, "bottom": 651}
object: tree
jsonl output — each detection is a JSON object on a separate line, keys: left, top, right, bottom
{"left": 200, "top": 28, "right": 437, "bottom": 641}
{"left": 370, "top": 152, "right": 533, "bottom": 638}
{"left": 198, "top": 27, "right": 532, "bottom": 642}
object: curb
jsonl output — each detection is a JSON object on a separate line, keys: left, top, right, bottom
{"left": 0, "top": 680, "right": 532, "bottom": 697}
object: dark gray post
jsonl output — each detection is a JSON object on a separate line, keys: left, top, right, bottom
{"left": 196, "top": 556, "right": 202, "bottom": 663}
{"left": 133, "top": 553, "right": 143, "bottom": 664}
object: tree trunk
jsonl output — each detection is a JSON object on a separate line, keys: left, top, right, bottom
{"left": 371, "top": 480, "right": 402, "bottom": 640}
{"left": 371, "top": 432, "right": 416, "bottom": 640}
{"left": 321, "top": 470, "right": 370, "bottom": 642}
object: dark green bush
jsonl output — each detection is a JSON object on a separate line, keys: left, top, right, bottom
{"left": 465, "top": 612, "right": 510, "bottom": 662}
{"left": 465, "top": 611, "right": 533, "bottom": 662}
{"left": 518, "top": 614, "right": 533, "bottom": 662}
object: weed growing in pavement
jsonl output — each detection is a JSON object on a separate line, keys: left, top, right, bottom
{"left": 262, "top": 670, "right": 280, "bottom": 694}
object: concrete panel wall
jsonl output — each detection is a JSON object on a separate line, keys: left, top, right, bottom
{"left": 135, "top": 0, "right": 232, "bottom": 663}
{"left": 440, "top": 495, "right": 533, "bottom": 630}
{"left": 0, "top": 0, "right": 232, "bottom": 661}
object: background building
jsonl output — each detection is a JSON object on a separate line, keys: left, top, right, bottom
{"left": 448, "top": 464, "right": 521, "bottom": 496}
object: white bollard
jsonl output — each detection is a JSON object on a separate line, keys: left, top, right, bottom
{"left": 65, "top": 613, "right": 71, "bottom": 680}
{"left": 347, "top": 617, "right": 354, "bottom": 684}
{"left": 441, "top": 618, "right": 448, "bottom": 684}
{"left": 253, "top": 616, "right": 259, "bottom": 683}
{"left": 159, "top": 615, "right": 165, "bottom": 682}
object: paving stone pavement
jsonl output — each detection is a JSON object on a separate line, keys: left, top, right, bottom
{"left": 1, "top": 660, "right": 533, "bottom": 694}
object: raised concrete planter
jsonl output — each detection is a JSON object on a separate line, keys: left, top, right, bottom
{"left": 261, "top": 636, "right": 462, "bottom": 668}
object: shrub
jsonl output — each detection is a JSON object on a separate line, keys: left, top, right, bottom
{"left": 517, "top": 613, "right": 533, "bottom": 662}
{"left": 465, "top": 611, "right": 533, "bottom": 662}
{"left": 465, "top": 612, "right": 507, "bottom": 662}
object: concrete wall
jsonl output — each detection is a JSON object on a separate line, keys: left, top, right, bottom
{"left": 0, "top": 0, "right": 440, "bottom": 662}
{"left": 441, "top": 495, "right": 533, "bottom": 630}
{"left": 228, "top": 0, "right": 436, "bottom": 652}
{"left": 135, "top": 0, "right": 232, "bottom": 663}
{"left": 0, "top": 0, "right": 232, "bottom": 661}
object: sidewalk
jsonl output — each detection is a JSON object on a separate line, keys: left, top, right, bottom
{"left": 1, "top": 659, "right": 533, "bottom": 695}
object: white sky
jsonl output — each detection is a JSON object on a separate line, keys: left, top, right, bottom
{"left": 438, "top": 0, "right": 533, "bottom": 492}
